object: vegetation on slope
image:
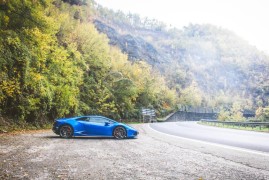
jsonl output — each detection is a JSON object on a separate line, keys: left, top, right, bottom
{"left": 94, "top": 3, "right": 269, "bottom": 121}
{"left": 0, "top": 0, "right": 177, "bottom": 131}
{"left": 1, "top": 0, "right": 269, "bottom": 132}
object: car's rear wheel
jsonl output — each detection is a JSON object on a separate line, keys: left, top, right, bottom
{"left": 113, "top": 126, "right": 126, "bottom": 139}
{"left": 59, "top": 125, "right": 73, "bottom": 138}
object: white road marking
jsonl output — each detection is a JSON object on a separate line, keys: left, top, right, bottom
{"left": 148, "top": 123, "right": 269, "bottom": 157}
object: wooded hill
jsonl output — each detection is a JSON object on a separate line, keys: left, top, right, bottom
{"left": 94, "top": 3, "right": 269, "bottom": 121}
{"left": 0, "top": 0, "right": 178, "bottom": 130}
{"left": 1, "top": 0, "right": 269, "bottom": 130}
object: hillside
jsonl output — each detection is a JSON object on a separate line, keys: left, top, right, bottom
{"left": 0, "top": 0, "right": 178, "bottom": 130}
{"left": 93, "top": 5, "right": 269, "bottom": 113}
{"left": 1, "top": 0, "right": 269, "bottom": 130}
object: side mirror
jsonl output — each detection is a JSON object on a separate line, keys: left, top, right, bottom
{"left": 105, "top": 122, "right": 110, "bottom": 126}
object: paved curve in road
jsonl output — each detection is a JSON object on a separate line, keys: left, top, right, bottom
{"left": 150, "top": 121, "right": 269, "bottom": 153}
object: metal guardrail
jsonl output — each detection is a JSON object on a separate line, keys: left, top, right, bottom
{"left": 200, "top": 119, "right": 269, "bottom": 130}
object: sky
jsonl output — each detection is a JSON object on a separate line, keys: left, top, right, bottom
{"left": 95, "top": 0, "right": 269, "bottom": 54}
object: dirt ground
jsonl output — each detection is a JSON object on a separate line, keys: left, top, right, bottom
{"left": 1, "top": 124, "right": 269, "bottom": 180}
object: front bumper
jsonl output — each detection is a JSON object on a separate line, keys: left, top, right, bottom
{"left": 52, "top": 123, "right": 60, "bottom": 135}
{"left": 127, "top": 129, "right": 139, "bottom": 138}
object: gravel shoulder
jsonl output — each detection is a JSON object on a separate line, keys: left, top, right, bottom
{"left": 1, "top": 124, "right": 269, "bottom": 179}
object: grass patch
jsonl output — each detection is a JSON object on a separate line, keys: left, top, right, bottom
{"left": 198, "top": 121, "right": 269, "bottom": 133}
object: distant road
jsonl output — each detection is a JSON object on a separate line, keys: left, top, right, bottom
{"left": 150, "top": 121, "right": 269, "bottom": 153}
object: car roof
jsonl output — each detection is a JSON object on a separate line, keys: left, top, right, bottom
{"left": 75, "top": 115, "right": 116, "bottom": 121}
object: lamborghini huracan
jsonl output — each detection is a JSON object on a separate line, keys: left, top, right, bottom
{"left": 52, "top": 115, "right": 139, "bottom": 139}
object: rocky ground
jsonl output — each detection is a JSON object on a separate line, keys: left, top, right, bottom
{"left": 1, "top": 124, "right": 269, "bottom": 180}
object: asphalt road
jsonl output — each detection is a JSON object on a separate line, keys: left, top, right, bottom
{"left": 150, "top": 121, "right": 269, "bottom": 153}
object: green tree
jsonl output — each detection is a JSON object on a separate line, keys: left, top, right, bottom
{"left": 178, "top": 81, "right": 202, "bottom": 107}
{"left": 230, "top": 102, "right": 245, "bottom": 121}
{"left": 256, "top": 106, "right": 269, "bottom": 122}
{"left": 218, "top": 108, "right": 230, "bottom": 121}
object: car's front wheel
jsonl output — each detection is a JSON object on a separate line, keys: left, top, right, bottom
{"left": 59, "top": 125, "right": 73, "bottom": 138}
{"left": 113, "top": 126, "right": 126, "bottom": 139}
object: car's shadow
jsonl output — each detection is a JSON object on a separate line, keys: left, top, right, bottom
{"left": 43, "top": 136, "right": 137, "bottom": 140}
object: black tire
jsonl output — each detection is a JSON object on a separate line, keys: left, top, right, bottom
{"left": 113, "top": 126, "right": 127, "bottom": 139}
{"left": 59, "top": 125, "right": 73, "bottom": 138}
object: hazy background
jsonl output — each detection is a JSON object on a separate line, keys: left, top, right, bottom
{"left": 96, "top": 0, "right": 269, "bottom": 54}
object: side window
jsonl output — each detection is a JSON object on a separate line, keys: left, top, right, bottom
{"left": 89, "top": 117, "right": 107, "bottom": 124}
{"left": 77, "top": 117, "right": 90, "bottom": 121}
{"left": 103, "top": 117, "right": 114, "bottom": 123}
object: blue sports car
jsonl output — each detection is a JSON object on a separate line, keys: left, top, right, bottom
{"left": 52, "top": 115, "right": 139, "bottom": 139}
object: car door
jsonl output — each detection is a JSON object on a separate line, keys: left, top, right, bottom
{"left": 84, "top": 117, "right": 114, "bottom": 136}
{"left": 75, "top": 116, "right": 93, "bottom": 136}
